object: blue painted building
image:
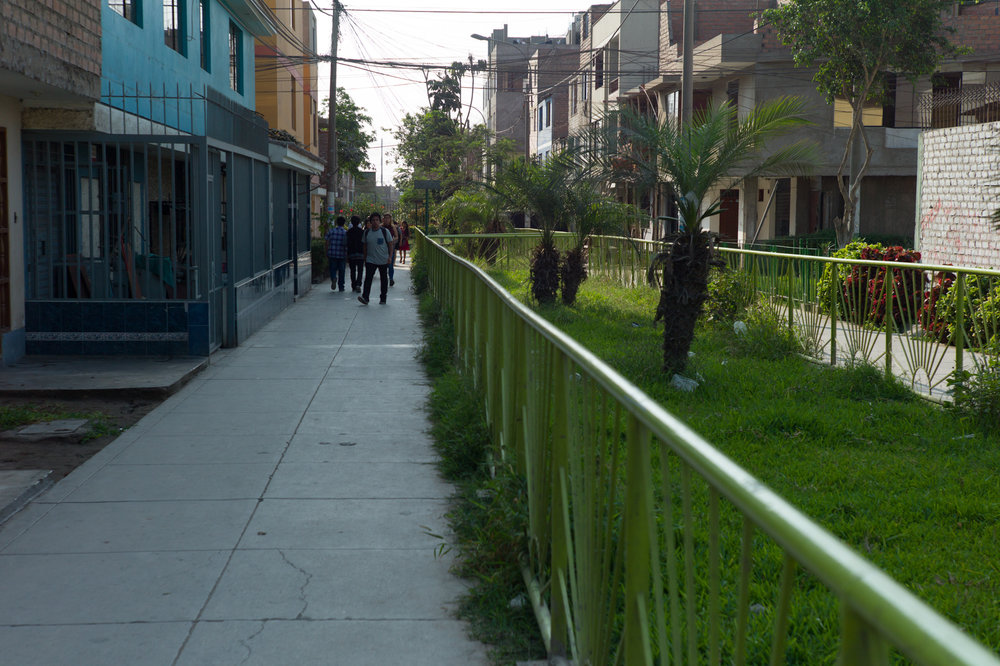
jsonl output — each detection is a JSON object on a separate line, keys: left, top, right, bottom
{"left": 17, "top": 0, "right": 314, "bottom": 361}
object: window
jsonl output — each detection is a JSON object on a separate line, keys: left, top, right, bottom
{"left": 595, "top": 52, "right": 604, "bottom": 89}
{"left": 582, "top": 72, "right": 588, "bottom": 101}
{"left": 164, "top": 0, "right": 185, "bottom": 54}
{"left": 109, "top": 0, "right": 140, "bottom": 24}
{"left": 290, "top": 0, "right": 296, "bottom": 30}
{"left": 229, "top": 22, "right": 243, "bottom": 93}
{"left": 571, "top": 81, "right": 577, "bottom": 114}
{"left": 291, "top": 79, "right": 298, "bottom": 130}
{"left": 199, "top": 0, "right": 210, "bottom": 71}
{"left": 833, "top": 73, "right": 900, "bottom": 128}
{"left": 544, "top": 98, "right": 552, "bottom": 128}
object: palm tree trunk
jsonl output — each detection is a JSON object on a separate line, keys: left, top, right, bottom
{"left": 657, "top": 232, "right": 713, "bottom": 375}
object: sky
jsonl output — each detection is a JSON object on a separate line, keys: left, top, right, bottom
{"left": 312, "top": 1, "right": 590, "bottom": 186}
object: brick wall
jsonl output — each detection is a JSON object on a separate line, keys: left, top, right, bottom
{"left": 0, "top": 0, "right": 101, "bottom": 98}
{"left": 918, "top": 121, "right": 1000, "bottom": 270}
{"left": 662, "top": 0, "right": 763, "bottom": 60}
{"left": 948, "top": 3, "right": 1000, "bottom": 56}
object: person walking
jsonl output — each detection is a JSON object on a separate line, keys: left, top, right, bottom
{"left": 398, "top": 220, "right": 411, "bottom": 264}
{"left": 325, "top": 215, "right": 348, "bottom": 292}
{"left": 346, "top": 215, "right": 365, "bottom": 292}
{"left": 359, "top": 212, "right": 394, "bottom": 305}
{"left": 383, "top": 213, "right": 400, "bottom": 287}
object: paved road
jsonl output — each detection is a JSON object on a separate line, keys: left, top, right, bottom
{"left": 0, "top": 263, "right": 488, "bottom": 665}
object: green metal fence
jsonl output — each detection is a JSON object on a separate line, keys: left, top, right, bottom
{"left": 417, "top": 229, "right": 1000, "bottom": 666}
{"left": 434, "top": 232, "right": 1000, "bottom": 400}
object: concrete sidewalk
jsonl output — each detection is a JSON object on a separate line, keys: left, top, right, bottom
{"left": 0, "top": 263, "right": 489, "bottom": 665}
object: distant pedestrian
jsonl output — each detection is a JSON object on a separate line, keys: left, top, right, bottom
{"left": 325, "top": 215, "right": 348, "bottom": 292}
{"left": 346, "top": 215, "right": 365, "bottom": 292}
{"left": 383, "top": 213, "right": 400, "bottom": 286}
{"left": 398, "top": 220, "right": 411, "bottom": 264}
{"left": 359, "top": 212, "right": 394, "bottom": 305}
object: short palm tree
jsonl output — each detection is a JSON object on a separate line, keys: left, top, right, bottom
{"left": 605, "top": 98, "right": 818, "bottom": 374}
{"left": 561, "top": 179, "right": 629, "bottom": 305}
{"left": 489, "top": 155, "right": 580, "bottom": 303}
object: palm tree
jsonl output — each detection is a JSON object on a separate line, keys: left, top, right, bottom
{"left": 489, "top": 155, "right": 580, "bottom": 303}
{"left": 560, "top": 180, "right": 631, "bottom": 305}
{"left": 604, "top": 98, "right": 818, "bottom": 375}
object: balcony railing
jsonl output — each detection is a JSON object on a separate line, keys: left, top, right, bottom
{"left": 918, "top": 82, "right": 1000, "bottom": 129}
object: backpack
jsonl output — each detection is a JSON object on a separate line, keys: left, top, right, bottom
{"left": 363, "top": 228, "right": 392, "bottom": 246}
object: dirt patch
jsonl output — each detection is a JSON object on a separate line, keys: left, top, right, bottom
{"left": 0, "top": 396, "right": 160, "bottom": 482}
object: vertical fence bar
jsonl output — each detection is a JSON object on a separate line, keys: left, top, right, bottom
{"left": 622, "top": 415, "right": 653, "bottom": 666}
{"left": 769, "top": 555, "right": 796, "bottom": 666}
{"left": 955, "top": 273, "right": 965, "bottom": 374}
{"left": 831, "top": 267, "right": 839, "bottom": 365}
{"left": 549, "top": 353, "right": 570, "bottom": 657}
{"left": 885, "top": 268, "right": 894, "bottom": 378}
{"left": 840, "top": 604, "right": 890, "bottom": 666}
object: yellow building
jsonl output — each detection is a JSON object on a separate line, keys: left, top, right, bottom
{"left": 254, "top": 0, "right": 325, "bottom": 228}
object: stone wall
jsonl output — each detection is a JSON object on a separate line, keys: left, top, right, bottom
{"left": 917, "top": 122, "right": 1000, "bottom": 270}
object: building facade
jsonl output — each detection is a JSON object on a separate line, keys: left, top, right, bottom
{"left": 0, "top": 0, "right": 102, "bottom": 364}
{"left": 6, "top": 0, "right": 321, "bottom": 365}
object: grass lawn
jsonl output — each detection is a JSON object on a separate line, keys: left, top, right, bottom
{"left": 487, "top": 267, "right": 1000, "bottom": 654}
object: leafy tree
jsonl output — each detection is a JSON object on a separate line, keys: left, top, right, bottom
{"left": 321, "top": 87, "right": 375, "bottom": 177}
{"left": 392, "top": 109, "right": 493, "bottom": 201}
{"left": 764, "top": 0, "right": 963, "bottom": 247}
{"left": 606, "top": 99, "right": 817, "bottom": 375}
{"left": 425, "top": 62, "right": 467, "bottom": 124}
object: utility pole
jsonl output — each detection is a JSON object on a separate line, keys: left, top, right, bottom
{"left": 325, "top": 1, "right": 341, "bottom": 214}
{"left": 681, "top": 0, "right": 694, "bottom": 123}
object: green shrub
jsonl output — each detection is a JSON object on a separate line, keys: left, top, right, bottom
{"left": 428, "top": 370, "right": 490, "bottom": 480}
{"left": 311, "top": 239, "right": 328, "bottom": 282}
{"left": 948, "top": 351, "right": 1000, "bottom": 435}
{"left": 934, "top": 274, "right": 1000, "bottom": 349}
{"left": 706, "top": 265, "right": 755, "bottom": 323}
{"left": 817, "top": 240, "right": 876, "bottom": 312}
{"left": 410, "top": 250, "right": 429, "bottom": 294}
{"left": 733, "top": 303, "right": 801, "bottom": 360}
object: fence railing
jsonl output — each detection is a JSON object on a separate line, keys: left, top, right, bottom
{"left": 418, "top": 229, "right": 1000, "bottom": 666}
{"left": 433, "top": 232, "right": 1000, "bottom": 399}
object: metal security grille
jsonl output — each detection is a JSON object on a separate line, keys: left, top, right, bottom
{"left": 919, "top": 82, "right": 1000, "bottom": 128}
{"left": 23, "top": 136, "right": 202, "bottom": 302}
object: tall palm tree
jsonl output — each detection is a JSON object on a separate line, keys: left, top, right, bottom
{"left": 603, "top": 98, "right": 818, "bottom": 375}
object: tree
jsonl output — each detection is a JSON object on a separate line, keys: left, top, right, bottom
{"left": 392, "top": 109, "right": 490, "bottom": 201}
{"left": 321, "top": 87, "right": 375, "bottom": 177}
{"left": 560, "top": 180, "right": 628, "bottom": 305}
{"left": 608, "top": 99, "right": 817, "bottom": 375}
{"left": 425, "top": 62, "right": 467, "bottom": 125}
{"left": 765, "top": 0, "right": 963, "bottom": 247}
{"left": 488, "top": 155, "right": 582, "bottom": 304}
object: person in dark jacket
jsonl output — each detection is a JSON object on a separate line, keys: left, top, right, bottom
{"left": 346, "top": 215, "right": 365, "bottom": 292}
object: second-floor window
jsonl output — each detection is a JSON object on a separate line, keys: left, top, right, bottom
{"left": 164, "top": 0, "right": 185, "bottom": 54}
{"left": 595, "top": 52, "right": 604, "bottom": 89}
{"left": 110, "top": 0, "right": 140, "bottom": 25}
{"left": 229, "top": 22, "right": 243, "bottom": 93}
{"left": 199, "top": 0, "right": 210, "bottom": 71}
{"left": 291, "top": 79, "right": 298, "bottom": 130}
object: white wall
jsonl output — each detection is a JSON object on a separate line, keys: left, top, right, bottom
{"left": 917, "top": 121, "right": 1000, "bottom": 270}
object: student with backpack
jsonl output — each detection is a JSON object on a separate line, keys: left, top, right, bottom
{"left": 358, "top": 212, "right": 394, "bottom": 305}
{"left": 325, "top": 215, "right": 348, "bottom": 292}
{"left": 346, "top": 215, "right": 365, "bottom": 292}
